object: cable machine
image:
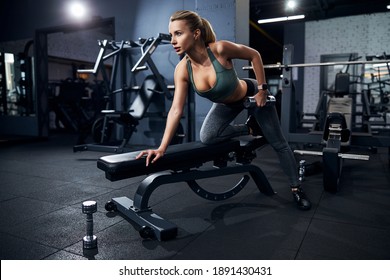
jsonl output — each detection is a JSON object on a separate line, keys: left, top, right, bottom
{"left": 73, "top": 33, "right": 186, "bottom": 153}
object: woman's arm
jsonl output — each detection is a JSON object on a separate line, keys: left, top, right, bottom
{"left": 157, "top": 61, "right": 188, "bottom": 152}
{"left": 136, "top": 60, "right": 189, "bottom": 166}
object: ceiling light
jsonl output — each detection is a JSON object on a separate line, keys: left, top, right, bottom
{"left": 387, "top": 5, "right": 390, "bottom": 9}
{"left": 68, "top": 2, "right": 87, "bottom": 19}
{"left": 258, "top": 15, "right": 305, "bottom": 24}
{"left": 286, "top": 0, "right": 297, "bottom": 10}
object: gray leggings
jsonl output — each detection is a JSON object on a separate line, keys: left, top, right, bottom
{"left": 199, "top": 78, "right": 300, "bottom": 187}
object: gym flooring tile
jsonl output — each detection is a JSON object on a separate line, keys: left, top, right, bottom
{"left": 0, "top": 133, "right": 389, "bottom": 260}
{"left": 171, "top": 208, "right": 312, "bottom": 260}
{"left": 0, "top": 232, "right": 59, "bottom": 260}
{"left": 315, "top": 188, "right": 390, "bottom": 228}
{"left": 297, "top": 219, "right": 390, "bottom": 260}
{"left": 0, "top": 197, "right": 64, "bottom": 228}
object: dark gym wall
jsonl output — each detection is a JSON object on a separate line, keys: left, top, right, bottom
{"left": 0, "top": 0, "right": 131, "bottom": 42}
{"left": 1, "top": 0, "right": 242, "bottom": 76}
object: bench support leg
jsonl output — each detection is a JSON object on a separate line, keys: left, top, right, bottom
{"left": 107, "top": 197, "right": 178, "bottom": 241}
{"left": 106, "top": 164, "right": 274, "bottom": 241}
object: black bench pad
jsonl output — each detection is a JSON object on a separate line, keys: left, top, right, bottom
{"left": 97, "top": 140, "right": 241, "bottom": 181}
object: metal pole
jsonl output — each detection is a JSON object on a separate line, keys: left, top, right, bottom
{"left": 280, "top": 45, "right": 294, "bottom": 140}
{"left": 243, "top": 59, "right": 390, "bottom": 70}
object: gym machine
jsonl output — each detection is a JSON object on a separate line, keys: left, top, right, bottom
{"left": 362, "top": 53, "right": 390, "bottom": 131}
{"left": 244, "top": 45, "right": 390, "bottom": 192}
{"left": 73, "top": 33, "right": 177, "bottom": 153}
{"left": 295, "top": 68, "right": 370, "bottom": 192}
{"left": 282, "top": 45, "right": 389, "bottom": 192}
{"left": 48, "top": 77, "right": 92, "bottom": 133}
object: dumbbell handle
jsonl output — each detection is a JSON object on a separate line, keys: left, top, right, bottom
{"left": 85, "top": 214, "right": 94, "bottom": 237}
{"left": 83, "top": 213, "right": 97, "bottom": 249}
{"left": 243, "top": 95, "right": 276, "bottom": 108}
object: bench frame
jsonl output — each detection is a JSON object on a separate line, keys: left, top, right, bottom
{"left": 99, "top": 137, "right": 275, "bottom": 240}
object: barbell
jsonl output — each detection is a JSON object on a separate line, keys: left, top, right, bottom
{"left": 243, "top": 59, "right": 390, "bottom": 70}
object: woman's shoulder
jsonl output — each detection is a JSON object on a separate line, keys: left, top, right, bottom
{"left": 174, "top": 58, "right": 189, "bottom": 79}
{"left": 209, "top": 40, "right": 235, "bottom": 55}
{"left": 175, "top": 57, "right": 188, "bottom": 70}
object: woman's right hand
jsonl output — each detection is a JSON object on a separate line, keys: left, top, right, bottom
{"left": 135, "top": 149, "right": 165, "bottom": 166}
{"left": 255, "top": 90, "right": 268, "bottom": 107}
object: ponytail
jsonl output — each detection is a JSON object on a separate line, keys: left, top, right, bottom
{"left": 170, "top": 10, "right": 216, "bottom": 46}
{"left": 200, "top": 17, "right": 216, "bottom": 45}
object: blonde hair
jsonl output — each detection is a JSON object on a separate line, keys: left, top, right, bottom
{"left": 170, "top": 10, "right": 216, "bottom": 45}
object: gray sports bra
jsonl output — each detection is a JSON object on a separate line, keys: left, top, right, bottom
{"left": 186, "top": 48, "right": 239, "bottom": 103}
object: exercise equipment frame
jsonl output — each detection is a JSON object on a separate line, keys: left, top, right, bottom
{"left": 98, "top": 137, "right": 274, "bottom": 241}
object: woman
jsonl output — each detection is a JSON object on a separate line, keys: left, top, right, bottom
{"left": 136, "top": 10, "right": 311, "bottom": 210}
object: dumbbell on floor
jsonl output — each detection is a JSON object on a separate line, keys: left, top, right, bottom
{"left": 82, "top": 200, "right": 97, "bottom": 249}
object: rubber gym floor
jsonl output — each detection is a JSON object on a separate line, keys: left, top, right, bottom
{"left": 1, "top": 132, "right": 389, "bottom": 260}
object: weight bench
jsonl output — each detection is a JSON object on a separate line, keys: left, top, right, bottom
{"left": 98, "top": 136, "right": 275, "bottom": 241}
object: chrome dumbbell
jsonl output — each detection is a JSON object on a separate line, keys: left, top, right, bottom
{"left": 243, "top": 95, "right": 276, "bottom": 108}
{"left": 82, "top": 201, "right": 97, "bottom": 249}
{"left": 298, "top": 160, "right": 306, "bottom": 183}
